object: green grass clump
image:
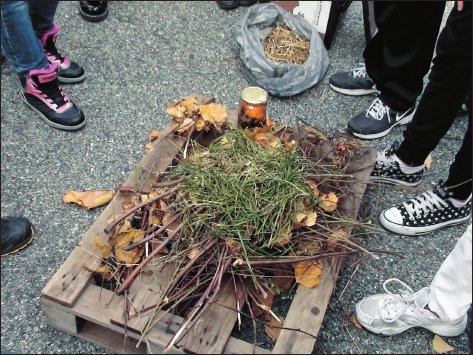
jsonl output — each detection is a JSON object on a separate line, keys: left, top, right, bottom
{"left": 169, "top": 129, "right": 315, "bottom": 257}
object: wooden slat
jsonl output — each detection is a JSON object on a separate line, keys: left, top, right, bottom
{"left": 273, "top": 148, "right": 376, "bottom": 354}
{"left": 181, "top": 277, "right": 245, "bottom": 354}
{"left": 43, "top": 282, "right": 267, "bottom": 354}
{"left": 110, "top": 263, "right": 178, "bottom": 334}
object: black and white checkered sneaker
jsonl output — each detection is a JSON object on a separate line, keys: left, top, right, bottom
{"left": 380, "top": 182, "right": 472, "bottom": 236}
{"left": 370, "top": 143, "right": 426, "bottom": 186}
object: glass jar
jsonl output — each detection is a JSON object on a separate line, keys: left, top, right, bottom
{"left": 238, "top": 87, "right": 268, "bottom": 129}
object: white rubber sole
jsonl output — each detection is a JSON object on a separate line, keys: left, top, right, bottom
{"left": 369, "top": 175, "right": 423, "bottom": 187}
{"left": 380, "top": 213, "right": 471, "bottom": 236}
{"left": 359, "top": 315, "right": 467, "bottom": 337}
{"left": 329, "top": 83, "right": 380, "bottom": 96}
{"left": 58, "top": 72, "right": 86, "bottom": 84}
{"left": 348, "top": 111, "right": 415, "bottom": 140}
{"left": 20, "top": 91, "right": 86, "bottom": 131}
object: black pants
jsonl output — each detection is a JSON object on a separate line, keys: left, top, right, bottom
{"left": 364, "top": 1, "right": 445, "bottom": 111}
{"left": 396, "top": 3, "right": 472, "bottom": 200}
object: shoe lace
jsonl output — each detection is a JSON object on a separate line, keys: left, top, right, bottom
{"left": 36, "top": 79, "right": 70, "bottom": 108}
{"left": 352, "top": 64, "right": 368, "bottom": 78}
{"left": 44, "top": 38, "right": 65, "bottom": 63}
{"left": 375, "top": 143, "right": 399, "bottom": 169}
{"left": 366, "top": 98, "right": 389, "bottom": 121}
{"left": 402, "top": 190, "right": 448, "bottom": 220}
{"left": 380, "top": 278, "right": 417, "bottom": 323}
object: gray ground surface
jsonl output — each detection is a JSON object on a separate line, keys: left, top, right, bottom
{"left": 1, "top": 1, "right": 471, "bottom": 354}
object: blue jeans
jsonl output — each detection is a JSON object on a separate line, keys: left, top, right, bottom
{"left": 1, "top": 0, "right": 58, "bottom": 76}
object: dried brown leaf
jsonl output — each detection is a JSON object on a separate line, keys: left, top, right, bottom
{"left": 432, "top": 335, "right": 454, "bottom": 354}
{"left": 293, "top": 260, "right": 323, "bottom": 288}
{"left": 264, "top": 317, "right": 285, "bottom": 341}
{"left": 63, "top": 191, "right": 115, "bottom": 210}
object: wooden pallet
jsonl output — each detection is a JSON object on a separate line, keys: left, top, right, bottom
{"left": 41, "top": 94, "right": 376, "bottom": 354}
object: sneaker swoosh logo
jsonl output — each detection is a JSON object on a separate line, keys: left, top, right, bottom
{"left": 396, "top": 109, "right": 412, "bottom": 122}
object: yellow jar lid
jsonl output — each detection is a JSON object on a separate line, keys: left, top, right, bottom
{"left": 241, "top": 86, "right": 268, "bottom": 104}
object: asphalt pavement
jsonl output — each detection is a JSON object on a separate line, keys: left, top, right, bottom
{"left": 1, "top": 1, "right": 471, "bottom": 354}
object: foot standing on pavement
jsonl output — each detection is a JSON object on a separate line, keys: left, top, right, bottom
{"left": 330, "top": 2, "right": 446, "bottom": 140}
{"left": 1, "top": 0, "right": 86, "bottom": 131}
{"left": 356, "top": 224, "right": 472, "bottom": 337}
{"left": 372, "top": 2, "right": 472, "bottom": 236}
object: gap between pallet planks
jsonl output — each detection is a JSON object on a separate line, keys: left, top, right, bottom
{"left": 41, "top": 93, "right": 376, "bottom": 354}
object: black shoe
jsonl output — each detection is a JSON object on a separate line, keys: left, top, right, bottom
{"left": 329, "top": 62, "right": 379, "bottom": 96}
{"left": 1, "top": 216, "right": 34, "bottom": 256}
{"left": 217, "top": 0, "right": 240, "bottom": 10}
{"left": 41, "top": 23, "right": 85, "bottom": 84}
{"left": 347, "top": 97, "right": 415, "bottom": 140}
{"left": 20, "top": 64, "right": 86, "bottom": 131}
{"left": 79, "top": 1, "right": 108, "bottom": 22}
{"left": 239, "top": 0, "right": 257, "bottom": 5}
{"left": 370, "top": 142, "right": 426, "bottom": 186}
{"left": 380, "top": 181, "right": 472, "bottom": 236}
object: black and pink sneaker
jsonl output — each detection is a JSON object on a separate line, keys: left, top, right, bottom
{"left": 41, "top": 22, "right": 85, "bottom": 84}
{"left": 20, "top": 63, "right": 86, "bottom": 131}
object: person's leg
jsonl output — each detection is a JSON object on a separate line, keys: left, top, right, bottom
{"left": 364, "top": 1, "right": 445, "bottom": 111}
{"left": 394, "top": 2, "right": 472, "bottom": 200}
{"left": 0, "top": 0, "right": 49, "bottom": 76}
{"left": 29, "top": 0, "right": 85, "bottom": 83}
{"left": 1, "top": 1, "right": 85, "bottom": 130}
{"left": 28, "top": 0, "right": 58, "bottom": 38}
{"left": 355, "top": 226, "right": 471, "bottom": 336}
{"left": 428, "top": 224, "right": 472, "bottom": 322}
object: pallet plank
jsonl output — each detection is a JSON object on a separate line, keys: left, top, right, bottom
{"left": 181, "top": 277, "right": 245, "bottom": 354}
{"left": 111, "top": 263, "right": 178, "bottom": 334}
{"left": 273, "top": 148, "right": 376, "bottom": 354}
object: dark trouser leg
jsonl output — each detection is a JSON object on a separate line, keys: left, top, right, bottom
{"left": 395, "top": 3, "right": 472, "bottom": 200}
{"left": 364, "top": 1, "right": 445, "bottom": 111}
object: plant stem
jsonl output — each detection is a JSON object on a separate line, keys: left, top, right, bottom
{"left": 104, "top": 186, "right": 177, "bottom": 234}
{"left": 116, "top": 222, "right": 183, "bottom": 295}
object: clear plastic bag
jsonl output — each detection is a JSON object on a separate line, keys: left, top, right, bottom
{"left": 236, "top": 3, "right": 330, "bottom": 97}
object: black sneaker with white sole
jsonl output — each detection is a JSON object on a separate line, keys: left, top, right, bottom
{"left": 329, "top": 62, "right": 380, "bottom": 96}
{"left": 20, "top": 64, "right": 86, "bottom": 131}
{"left": 41, "top": 23, "right": 85, "bottom": 84}
{"left": 347, "top": 97, "right": 415, "bottom": 140}
{"left": 370, "top": 142, "right": 426, "bottom": 186}
{"left": 380, "top": 182, "right": 472, "bottom": 236}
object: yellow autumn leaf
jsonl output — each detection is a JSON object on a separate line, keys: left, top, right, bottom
{"left": 113, "top": 229, "right": 144, "bottom": 264}
{"left": 264, "top": 317, "right": 285, "bottom": 341}
{"left": 320, "top": 192, "right": 338, "bottom": 212}
{"left": 148, "top": 129, "right": 160, "bottom": 141}
{"left": 432, "top": 335, "right": 454, "bottom": 354}
{"left": 424, "top": 154, "right": 433, "bottom": 169}
{"left": 175, "top": 117, "right": 195, "bottom": 133}
{"left": 181, "top": 97, "right": 198, "bottom": 114}
{"left": 199, "top": 103, "right": 227, "bottom": 125}
{"left": 166, "top": 103, "right": 186, "bottom": 118}
{"left": 94, "top": 236, "right": 113, "bottom": 259}
{"left": 194, "top": 117, "right": 206, "bottom": 132}
{"left": 63, "top": 191, "right": 115, "bottom": 210}
{"left": 144, "top": 143, "right": 154, "bottom": 153}
{"left": 293, "top": 260, "right": 323, "bottom": 288}
{"left": 307, "top": 179, "right": 320, "bottom": 197}
{"left": 305, "top": 211, "right": 317, "bottom": 227}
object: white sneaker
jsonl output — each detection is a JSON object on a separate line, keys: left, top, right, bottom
{"left": 355, "top": 279, "right": 467, "bottom": 337}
